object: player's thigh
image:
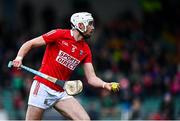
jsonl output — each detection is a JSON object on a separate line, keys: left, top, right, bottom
{"left": 26, "top": 105, "right": 45, "bottom": 120}
{"left": 54, "top": 97, "right": 90, "bottom": 120}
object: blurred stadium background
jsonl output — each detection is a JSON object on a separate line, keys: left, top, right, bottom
{"left": 0, "top": 0, "right": 180, "bottom": 120}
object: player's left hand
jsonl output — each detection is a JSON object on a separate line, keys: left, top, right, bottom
{"left": 104, "top": 82, "right": 120, "bottom": 92}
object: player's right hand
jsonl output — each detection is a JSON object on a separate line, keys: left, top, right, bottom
{"left": 12, "top": 56, "right": 23, "bottom": 68}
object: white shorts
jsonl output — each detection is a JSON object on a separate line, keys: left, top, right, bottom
{"left": 28, "top": 80, "right": 73, "bottom": 109}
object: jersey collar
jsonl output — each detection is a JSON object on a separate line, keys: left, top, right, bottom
{"left": 70, "top": 29, "right": 73, "bottom": 36}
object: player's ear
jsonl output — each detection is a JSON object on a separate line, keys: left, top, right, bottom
{"left": 78, "top": 23, "right": 85, "bottom": 31}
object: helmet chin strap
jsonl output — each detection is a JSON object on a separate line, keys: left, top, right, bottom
{"left": 71, "top": 23, "right": 90, "bottom": 40}
{"left": 76, "top": 28, "right": 91, "bottom": 40}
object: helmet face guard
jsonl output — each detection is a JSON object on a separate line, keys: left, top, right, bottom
{"left": 70, "top": 12, "right": 94, "bottom": 33}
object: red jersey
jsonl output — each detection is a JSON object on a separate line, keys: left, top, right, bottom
{"left": 34, "top": 29, "right": 92, "bottom": 91}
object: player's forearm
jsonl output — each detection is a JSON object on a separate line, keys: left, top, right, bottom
{"left": 87, "top": 76, "right": 107, "bottom": 88}
{"left": 15, "top": 36, "right": 45, "bottom": 60}
{"left": 16, "top": 41, "right": 33, "bottom": 59}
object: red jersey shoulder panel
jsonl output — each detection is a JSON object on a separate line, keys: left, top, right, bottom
{"left": 42, "top": 29, "right": 68, "bottom": 44}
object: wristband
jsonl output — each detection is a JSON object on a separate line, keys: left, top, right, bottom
{"left": 15, "top": 56, "right": 23, "bottom": 60}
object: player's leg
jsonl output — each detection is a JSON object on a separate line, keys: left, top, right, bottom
{"left": 25, "top": 105, "right": 44, "bottom": 120}
{"left": 26, "top": 80, "right": 49, "bottom": 120}
{"left": 54, "top": 97, "right": 90, "bottom": 120}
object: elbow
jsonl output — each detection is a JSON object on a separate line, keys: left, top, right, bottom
{"left": 87, "top": 78, "right": 91, "bottom": 84}
{"left": 87, "top": 80, "right": 92, "bottom": 85}
{"left": 87, "top": 77, "right": 95, "bottom": 85}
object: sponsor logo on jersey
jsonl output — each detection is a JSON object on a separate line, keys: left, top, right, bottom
{"left": 56, "top": 50, "right": 80, "bottom": 70}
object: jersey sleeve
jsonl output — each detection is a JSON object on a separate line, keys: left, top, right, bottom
{"left": 83, "top": 45, "right": 92, "bottom": 63}
{"left": 42, "top": 29, "right": 64, "bottom": 44}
